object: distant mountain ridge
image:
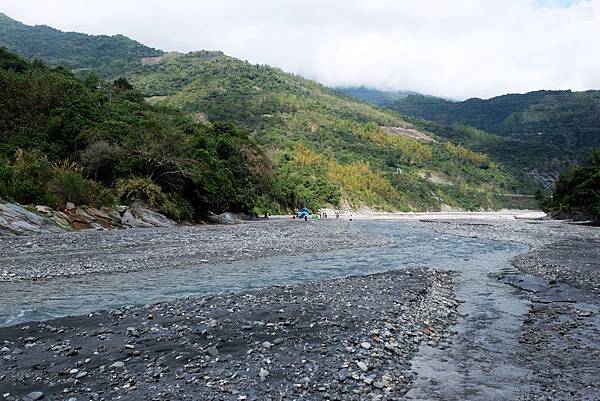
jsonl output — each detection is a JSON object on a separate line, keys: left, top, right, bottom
{"left": 336, "top": 87, "right": 420, "bottom": 106}
{"left": 0, "top": 12, "right": 163, "bottom": 77}
{"left": 389, "top": 90, "right": 600, "bottom": 184}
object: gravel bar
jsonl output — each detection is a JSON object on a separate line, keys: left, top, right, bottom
{"left": 0, "top": 269, "right": 458, "bottom": 401}
{"left": 0, "top": 221, "right": 388, "bottom": 282}
{"left": 419, "top": 219, "right": 600, "bottom": 295}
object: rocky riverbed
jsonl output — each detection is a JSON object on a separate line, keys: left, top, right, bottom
{"left": 0, "top": 217, "right": 598, "bottom": 400}
{"left": 0, "top": 220, "right": 387, "bottom": 282}
{"left": 0, "top": 269, "right": 457, "bottom": 401}
{"left": 420, "top": 218, "right": 600, "bottom": 400}
{"left": 420, "top": 219, "right": 600, "bottom": 296}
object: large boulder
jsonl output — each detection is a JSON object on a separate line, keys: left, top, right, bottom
{"left": 121, "top": 201, "right": 177, "bottom": 228}
{"left": 207, "top": 212, "right": 239, "bottom": 225}
{"left": 0, "top": 202, "right": 63, "bottom": 235}
{"left": 0, "top": 200, "right": 178, "bottom": 236}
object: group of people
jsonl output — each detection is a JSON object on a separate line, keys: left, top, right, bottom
{"left": 292, "top": 210, "right": 344, "bottom": 221}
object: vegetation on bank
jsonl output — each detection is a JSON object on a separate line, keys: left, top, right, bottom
{"left": 537, "top": 149, "right": 600, "bottom": 221}
{"left": 0, "top": 49, "right": 302, "bottom": 219}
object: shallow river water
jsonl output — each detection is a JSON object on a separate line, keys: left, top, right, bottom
{"left": 1, "top": 220, "right": 539, "bottom": 399}
{"left": 0, "top": 221, "right": 524, "bottom": 327}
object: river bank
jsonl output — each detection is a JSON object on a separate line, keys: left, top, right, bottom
{"left": 0, "top": 269, "right": 458, "bottom": 401}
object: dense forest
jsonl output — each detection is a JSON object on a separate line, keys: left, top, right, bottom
{"left": 538, "top": 148, "right": 600, "bottom": 221}
{"left": 388, "top": 91, "right": 600, "bottom": 180}
{"left": 0, "top": 49, "right": 296, "bottom": 219}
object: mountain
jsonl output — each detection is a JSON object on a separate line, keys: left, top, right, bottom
{"left": 125, "top": 52, "right": 532, "bottom": 211}
{"left": 0, "top": 15, "right": 534, "bottom": 212}
{"left": 336, "top": 87, "right": 419, "bottom": 106}
{"left": 389, "top": 91, "right": 600, "bottom": 183}
{"left": 0, "top": 13, "right": 162, "bottom": 78}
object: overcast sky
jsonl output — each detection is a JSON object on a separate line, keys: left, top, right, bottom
{"left": 2, "top": 0, "right": 599, "bottom": 99}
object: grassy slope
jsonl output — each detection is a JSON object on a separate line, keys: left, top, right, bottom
{"left": 129, "top": 53, "right": 531, "bottom": 211}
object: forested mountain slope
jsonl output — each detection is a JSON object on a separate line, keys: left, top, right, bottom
{"left": 0, "top": 13, "right": 162, "bottom": 78}
{"left": 0, "top": 49, "right": 277, "bottom": 219}
{"left": 389, "top": 91, "right": 600, "bottom": 182}
{"left": 0, "top": 14, "right": 534, "bottom": 212}
{"left": 127, "top": 52, "right": 530, "bottom": 211}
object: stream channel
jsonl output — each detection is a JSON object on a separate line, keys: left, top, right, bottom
{"left": 1, "top": 220, "right": 539, "bottom": 399}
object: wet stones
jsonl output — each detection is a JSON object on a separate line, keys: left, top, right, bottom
{"left": 205, "top": 346, "right": 219, "bottom": 357}
{"left": 0, "top": 220, "right": 389, "bottom": 283}
{"left": 0, "top": 268, "right": 457, "bottom": 400}
{"left": 258, "top": 368, "right": 269, "bottom": 380}
{"left": 109, "top": 361, "right": 125, "bottom": 369}
{"left": 22, "top": 392, "right": 44, "bottom": 401}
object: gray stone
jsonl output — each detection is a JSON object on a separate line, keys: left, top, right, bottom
{"left": 23, "top": 392, "right": 44, "bottom": 401}
{"left": 206, "top": 346, "right": 219, "bottom": 357}
{"left": 258, "top": 368, "right": 269, "bottom": 380}
{"left": 109, "top": 361, "right": 125, "bottom": 369}
{"left": 356, "top": 361, "right": 368, "bottom": 372}
{"left": 338, "top": 369, "right": 349, "bottom": 381}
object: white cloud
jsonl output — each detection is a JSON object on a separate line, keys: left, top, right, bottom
{"left": 2, "top": 0, "right": 599, "bottom": 99}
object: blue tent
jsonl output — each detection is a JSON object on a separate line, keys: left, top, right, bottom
{"left": 297, "top": 208, "right": 311, "bottom": 218}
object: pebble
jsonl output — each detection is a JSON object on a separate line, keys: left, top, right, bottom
{"left": 206, "top": 346, "right": 219, "bottom": 357}
{"left": 356, "top": 361, "right": 368, "bottom": 372}
{"left": 109, "top": 361, "right": 125, "bottom": 369}
{"left": 23, "top": 392, "right": 44, "bottom": 401}
{"left": 258, "top": 368, "right": 269, "bottom": 380}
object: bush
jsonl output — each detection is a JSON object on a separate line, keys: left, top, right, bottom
{"left": 47, "top": 160, "right": 93, "bottom": 206}
{"left": 0, "top": 161, "right": 13, "bottom": 200}
{"left": 80, "top": 141, "right": 120, "bottom": 183}
{"left": 543, "top": 148, "right": 600, "bottom": 221}
{"left": 115, "top": 177, "right": 193, "bottom": 221}
{"left": 116, "top": 177, "right": 165, "bottom": 205}
{"left": 9, "top": 149, "right": 53, "bottom": 204}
